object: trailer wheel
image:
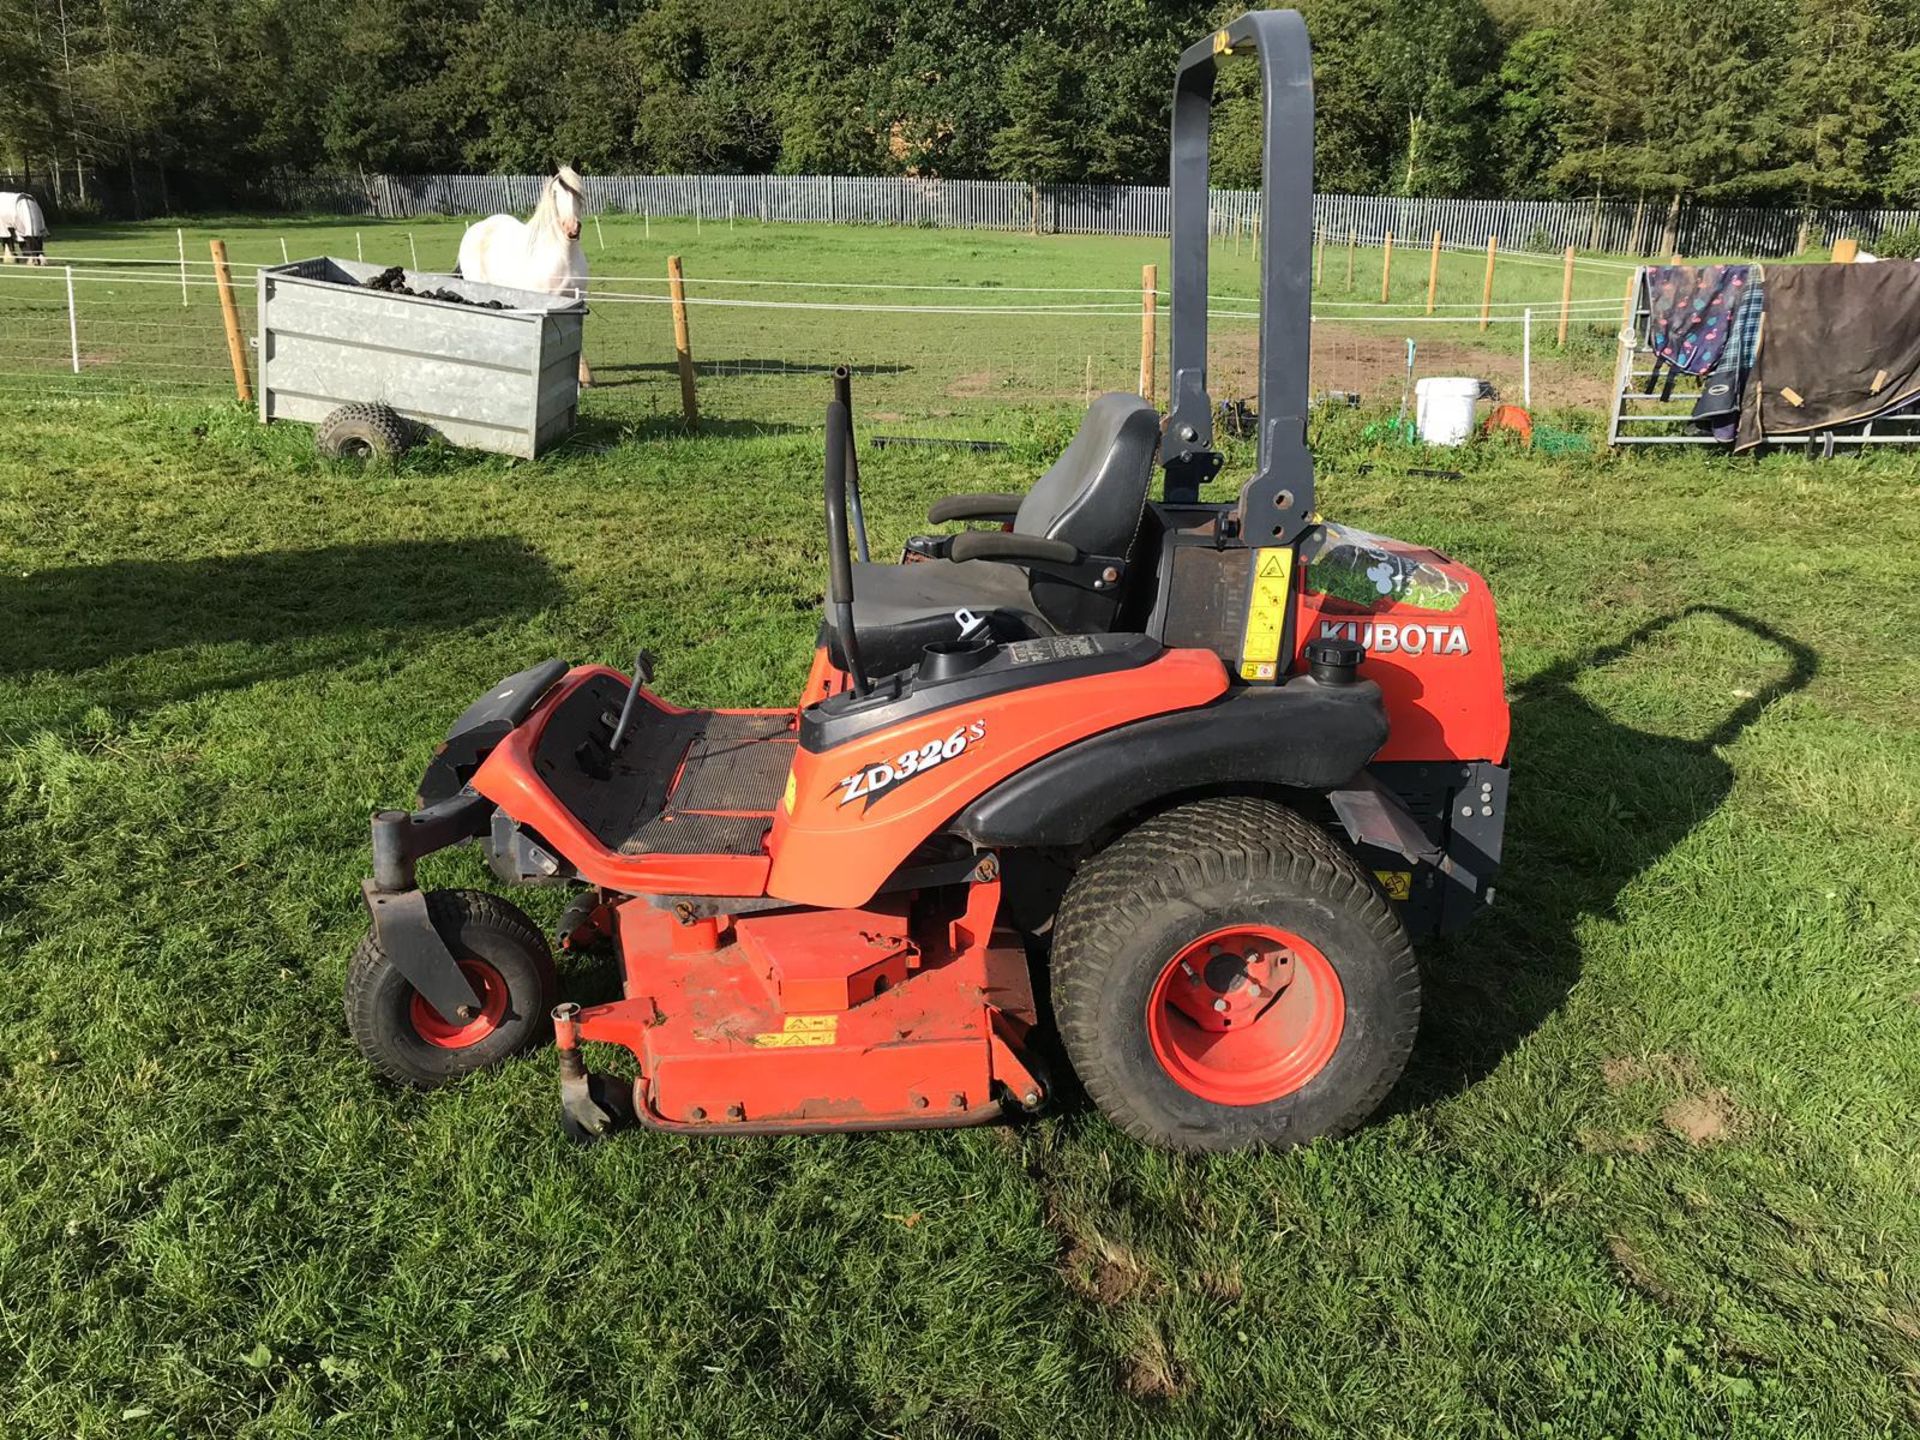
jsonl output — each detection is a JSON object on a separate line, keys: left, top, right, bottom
{"left": 316, "top": 402, "right": 412, "bottom": 461}
{"left": 345, "top": 889, "right": 556, "bottom": 1088}
{"left": 1051, "top": 796, "right": 1419, "bottom": 1153}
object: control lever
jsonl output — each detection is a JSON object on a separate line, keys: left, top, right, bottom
{"left": 607, "top": 649, "right": 656, "bottom": 755}
{"left": 904, "top": 534, "right": 953, "bottom": 561}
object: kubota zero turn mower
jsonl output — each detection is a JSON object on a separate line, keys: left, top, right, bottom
{"left": 345, "top": 11, "right": 1510, "bottom": 1152}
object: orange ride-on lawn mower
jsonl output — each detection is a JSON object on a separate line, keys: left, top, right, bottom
{"left": 345, "top": 11, "right": 1511, "bottom": 1152}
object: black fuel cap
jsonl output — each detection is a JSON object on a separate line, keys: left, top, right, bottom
{"left": 1302, "top": 636, "right": 1364, "bottom": 684}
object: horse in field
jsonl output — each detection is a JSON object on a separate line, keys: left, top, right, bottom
{"left": 0, "top": 192, "right": 49, "bottom": 264}
{"left": 457, "top": 165, "right": 592, "bottom": 385}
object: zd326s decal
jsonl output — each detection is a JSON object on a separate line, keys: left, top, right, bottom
{"left": 836, "top": 720, "right": 987, "bottom": 811}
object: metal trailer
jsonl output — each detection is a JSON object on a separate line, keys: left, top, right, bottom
{"left": 257, "top": 257, "right": 586, "bottom": 459}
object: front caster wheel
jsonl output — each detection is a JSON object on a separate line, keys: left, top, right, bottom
{"left": 1051, "top": 797, "right": 1420, "bottom": 1153}
{"left": 345, "top": 889, "right": 556, "bottom": 1087}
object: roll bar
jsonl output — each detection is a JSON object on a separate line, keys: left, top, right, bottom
{"left": 1162, "top": 10, "right": 1316, "bottom": 545}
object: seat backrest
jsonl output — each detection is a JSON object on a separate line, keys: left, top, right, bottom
{"left": 1014, "top": 391, "right": 1161, "bottom": 632}
{"left": 1016, "top": 392, "right": 1161, "bottom": 554}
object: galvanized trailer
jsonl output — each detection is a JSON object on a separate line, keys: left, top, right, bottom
{"left": 257, "top": 257, "right": 586, "bottom": 459}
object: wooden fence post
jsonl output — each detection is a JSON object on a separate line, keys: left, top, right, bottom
{"left": 667, "top": 253, "right": 699, "bottom": 432}
{"left": 1345, "top": 226, "right": 1356, "bottom": 290}
{"left": 1426, "top": 230, "right": 1441, "bottom": 315}
{"left": 1379, "top": 231, "right": 1394, "bottom": 303}
{"left": 209, "top": 239, "right": 252, "bottom": 405}
{"left": 1479, "top": 235, "right": 1497, "bottom": 331}
{"left": 1557, "top": 245, "right": 1575, "bottom": 349}
{"left": 1139, "top": 263, "right": 1157, "bottom": 406}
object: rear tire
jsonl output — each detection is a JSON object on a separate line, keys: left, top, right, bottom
{"left": 316, "top": 401, "right": 412, "bottom": 461}
{"left": 345, "top": 889, "right": 556, "bottom": 1088}
{"left": 1051, "top": 797, "right": 1418, "bottom": 1153}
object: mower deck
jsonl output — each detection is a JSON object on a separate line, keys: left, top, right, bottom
{"left": 568, "top": 881, "right": 1044, "bottom": 1132}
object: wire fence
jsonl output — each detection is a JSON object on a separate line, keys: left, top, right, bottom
{"left": 15, "top": 166, "right": 1920, "bottom": 258}
{"left": 0, "top": 249, "right": 1624, "bottom": 436}
{"left": 330, "top": 174, "right": 1920, "bottom": 259}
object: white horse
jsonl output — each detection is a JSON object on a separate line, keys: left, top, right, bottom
{"left": 457, "top": 166, "right": 592, "bottom": 385}
{"left": 0, "top": 192, "right": 49, "bottom": 265}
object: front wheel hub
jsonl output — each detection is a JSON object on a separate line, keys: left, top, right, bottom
{"left": 1147, "top": 925, "right": 1343, "bottom": 1105}
{"left": 409, "top": 958, "right": 509, "bottom": 1048}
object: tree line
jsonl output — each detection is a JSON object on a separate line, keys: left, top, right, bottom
{"left": 5, "top": 0, "right": 1919, "bottom": 215}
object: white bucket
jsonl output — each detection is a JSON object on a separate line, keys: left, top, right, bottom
{"left": 1414, "top": 376, "right": 1480, "bottom": 446}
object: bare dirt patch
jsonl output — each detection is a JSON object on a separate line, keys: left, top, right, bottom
{"left": 945, "top": 369, "right": 994, "bottom": 399}
{"left": 1062, "top": 1232, "right": 1152, "bottom": 1306}
{"left": 1663, "top": 1089, "right": 1737, "bottom": 1145}
{"left": 1600, "top": 1053, "right": 1702, "bottom": 1091}
{"left": 1121, "top": 1330, "right": 1188, "bottom": 1401}
{"left": 1211, "top": 322, "right": 1615, "bottom": 411}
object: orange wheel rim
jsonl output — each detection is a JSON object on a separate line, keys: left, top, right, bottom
{"left": 409, "top": 959, "right": 509, "bottom": 1049}
{"left": 1145, "top": 924, "right": 1343, "bottom": 1105}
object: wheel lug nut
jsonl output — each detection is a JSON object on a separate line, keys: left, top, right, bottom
{"left": 1212, "top": 997, "right": 1229, "bottom": 1012}
{"left": 1248, "top": 984, "right": 1262, "bottom": 998}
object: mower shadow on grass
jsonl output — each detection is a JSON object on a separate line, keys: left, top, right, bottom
{"left": 592, "top": 359, "right": 915, "bottom": 380}
{"left": 1387, "top": 605, "right": 1819, "bottom": 1116}
{"left": 0, "top": 537, "right": 561, "bottom": 703}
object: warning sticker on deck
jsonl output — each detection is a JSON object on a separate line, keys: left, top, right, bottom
{"left": 1374, "top": 870, "right": 1413, "bottom": 901}
{"left": 752, "top": 1014, "right": 837, "bottom": 1047}
{"left": 1239, "top": 547, "right": 1294, "bottom": 681}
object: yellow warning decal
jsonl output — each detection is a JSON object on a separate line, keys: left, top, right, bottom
{"left": 1239, "top": 546, "right": 1294, "bottom": 682}
{"left": 752, "top": 1014, "right": 837, "bottom": 1048}
{"left": 1374, "top": 870, "right": 1412, "bottom": 901}
{"left": 782, "top": 771, "right": 797, "bottom": 813}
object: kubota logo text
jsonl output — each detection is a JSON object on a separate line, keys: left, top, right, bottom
{"left": 1318, "top": 619, "right": 1470, "bottom": 656}
{"left": 836, "top": 720, "right": 987, "bottom": 810}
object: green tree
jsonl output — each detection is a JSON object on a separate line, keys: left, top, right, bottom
{"left": 1743, "top": 0, "right": 1885, "bottom": 206}
{"left": 989, "top": 32, "right": 1081, "bottom": 185}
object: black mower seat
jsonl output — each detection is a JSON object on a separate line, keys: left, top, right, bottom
{"left": 841, "top": 391, "right": 1161, "bottom": 676}
{"left": 839, "top": 557, "right": 1054, "bottom": 675}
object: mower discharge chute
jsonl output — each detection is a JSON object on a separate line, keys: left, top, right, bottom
{"left": 345, "top": 10, "right": 1511, "bottom": 1152}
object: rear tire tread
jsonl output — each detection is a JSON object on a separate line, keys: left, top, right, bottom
{"left": 1051, "top": 796, "right": 1418, "bottom": 1151}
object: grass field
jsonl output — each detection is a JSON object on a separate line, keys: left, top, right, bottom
{"left": 0, "top": 217, "right": 1634, "bottom": 428}
{"left": 2, "top": 373, "right": 1918, "bottom": 1437}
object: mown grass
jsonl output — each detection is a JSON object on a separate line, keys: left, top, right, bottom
{"left": 2, "top": 388, "right": 1918, "bottom": 1439}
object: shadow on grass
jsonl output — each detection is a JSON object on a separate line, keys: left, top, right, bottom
{"left": 592, "top": 359, "right": 914, "bottom": 379}
{"left": 1391, "top": 604, "right": 1820, "bottom": 1112}
{"left": 0, "top": 537, "right": 561, "bottom": 679}
{"left": 570, "top": 414, "right": 811, "bottom": 443}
